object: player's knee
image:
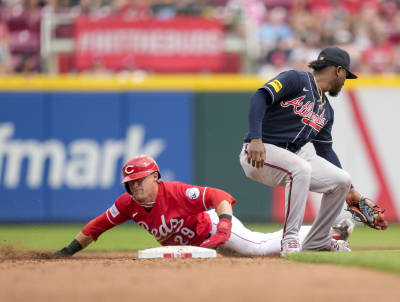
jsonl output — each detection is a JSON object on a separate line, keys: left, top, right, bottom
{"left": 335, "top": 170, "right": 351, "bottom": 191}
{"left": 292, "top": 160, "right": 312, "bottom": 179}
{"left": 241, "top": 165, "right": 262, "bottom": 184}
{"left": 239, "top": 154, "right": 252, "bottom": 175}
{"left": 240, "top": 162, "right": 255, "bottom": 178}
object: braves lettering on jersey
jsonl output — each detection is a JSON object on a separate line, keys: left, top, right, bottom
{"left": 244, "top": 70, "right": 334, "bottom": 151}
{"left": 82, "top": 181, "right": 236, "bottom": 246}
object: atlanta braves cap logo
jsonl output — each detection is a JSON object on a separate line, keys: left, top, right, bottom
{"left": 124, "top": 165, "right": 135, "bottom": 175}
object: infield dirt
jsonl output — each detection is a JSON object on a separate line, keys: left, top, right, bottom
{"left": 1, "top": 249, "right": 399, "bottom": 302}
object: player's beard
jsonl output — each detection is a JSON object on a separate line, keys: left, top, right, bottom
{"left": 329, "top": 74, "right": 346, "bottom": 97}
{"left": 328, "top": 89, "right": 340, "bottom": 97}
{"left": 328, "top": 80, "right": 343, "bottom": 97}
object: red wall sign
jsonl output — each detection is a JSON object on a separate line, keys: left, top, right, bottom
{"left": 74, "top": 16, "right": 225, "bottom": 72}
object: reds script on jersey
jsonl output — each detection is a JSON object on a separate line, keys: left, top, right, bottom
{"left": 82, "top": 181, "right": 236, "bottom": 246}
{"left": 244, "top": 70, "right": 333, "bottom": 151}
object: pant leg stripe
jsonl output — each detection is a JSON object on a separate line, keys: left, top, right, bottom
{"left": 264, "top": 163, "right": 293, "bottom": 238}
{"left": 244, "top": 145, "right": 293, "bottom": 242}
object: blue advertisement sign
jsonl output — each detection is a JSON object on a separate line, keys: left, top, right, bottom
{"left": 0, "top": 92, "right": 193, "bottom": 222}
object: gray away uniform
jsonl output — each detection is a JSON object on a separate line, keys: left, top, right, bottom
{"left": 240, "top": 70, "right": 351, "bottom": 250}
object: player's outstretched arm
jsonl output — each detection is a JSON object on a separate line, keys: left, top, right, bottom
{"left": 53, "top": 232, "right": 94, "bottom": 258}
{"left": 345, "top": 187, "right": 362, "bottom": 204}
{"left": 53, "top": 209, "right": 121, "bottom": 258}
{"left": 200, "top": 200, "right": 233, "bottom": 249}
{"left": 345, "top": 188, "right": 388, "bottom": 230}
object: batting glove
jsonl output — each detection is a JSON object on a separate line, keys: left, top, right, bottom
{"left": 53, "top": 239, "right": 82, "bottom": 258}
{"left": 200, "top": 216, "right": 232, "bottom": 249}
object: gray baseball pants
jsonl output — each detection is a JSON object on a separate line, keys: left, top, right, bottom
{"left": 239, "top": 143, "right": 351, "bottom": 250}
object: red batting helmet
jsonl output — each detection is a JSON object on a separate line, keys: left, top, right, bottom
{"left": 121, "top": 155, "right": 161, "bottom": 184}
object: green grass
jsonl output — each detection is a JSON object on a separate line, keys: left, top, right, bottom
{"left": 0, "top": 223, "right": 284, "bottom": 252}
{"left": 2, "top": 222, "right": 400, "bottom": 275}
{"left": 249, "top": 223, "right": 400, "bottom": 250}
{"left": 345, "top": 223, "right": 400, "bottom": 249}
{"left": 1, "top": 222, "right": 399, "bottom": 252}
{"left": 2, "top": 222, "right": 399, "bottom": 276}
{"left": 281, "top": 223, "right": 400, "bottom": 275}
{"left": 286, "top": 251, "right": 400, "bottom": 275}
{"left": 1, "top": 225, "right": 398, "bottom": 288}
{"left": 0, "top": 223, "right": 159, "bottom": 251}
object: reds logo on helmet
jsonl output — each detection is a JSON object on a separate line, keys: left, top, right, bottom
{"left": 121, "top": 155, "right": 161, "bottom": 184}
{"left": 124, "top": 165, "right": 135, "bottom": 175}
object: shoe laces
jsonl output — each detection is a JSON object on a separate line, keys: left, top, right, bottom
{"left": 330, "top": 240, "right": 339, "bottom": 251}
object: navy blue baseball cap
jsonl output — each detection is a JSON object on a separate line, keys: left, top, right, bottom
{"left": 317, "top": 47, "right": 358, "bottom": 79}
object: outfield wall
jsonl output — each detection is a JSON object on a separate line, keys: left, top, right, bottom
{"left": 0, "top": 92, "right": 193, "bottom": 221}
{"left": 0, "top": 75, "right": 398, "bottom": 222}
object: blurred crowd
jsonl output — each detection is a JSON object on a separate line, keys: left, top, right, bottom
{"left": 257, "top": 0, "right": 400, "bottom": 76}
{"left": 1, "top": 0, "right": 400, "bottom": 75}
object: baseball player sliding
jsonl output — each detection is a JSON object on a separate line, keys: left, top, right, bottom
{"left": 54, "top": 155, "right": 353, "bottom": 258}
{"left": 241, "top": 46, "right": 387, "bottom": 257}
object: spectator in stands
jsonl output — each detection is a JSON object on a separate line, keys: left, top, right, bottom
{"left": 152, "top": 0, "right": 176, "bottom": 20}
{"left": 112, "top": 0, "right": 152, "bottom": 20}
{"left": 2, "top": 0, "right": 400, "bottom": 75}
{"left": 258, "top": 37, "right": 293, "bottom": 76}
{"left": 2, "top": 0, "right": 42, "bottom": 73}
{"left": 361, "top": 27, "right": 396, "bottom": 74}
{"left": 0, "top": 21, "right": 12, "bottom": 74}
{"left": 259, "top": 6, "right": 293, "bottom": 54}
{"left": 175, "top": 0, "right": 208, "bottom": 16}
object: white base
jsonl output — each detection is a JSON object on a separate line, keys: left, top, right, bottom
{"left": 138, "top": 246, "right": 217, "bottom": 259}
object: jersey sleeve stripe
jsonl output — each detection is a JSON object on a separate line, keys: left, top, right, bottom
{"left": 263, "top": 86, "right": 275, "bottom": 103}
{"left": 312, "top": 139, "right": 333, "bottom": 143}
{"left": 105, "top": 210, "right": 117, "bottom": 225}
{"left": 202, "top": 187, "right": 208, "bottom": 210}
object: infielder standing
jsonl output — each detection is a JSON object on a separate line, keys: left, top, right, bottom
{"left": 54, "top": 155, "right": 351, "bottom": 258}
{"left": 240, "top": 47, "right": 362, "bottom": 256}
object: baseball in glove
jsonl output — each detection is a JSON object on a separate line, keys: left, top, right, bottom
{"left": 346, "top": 197, "right": 388, "bottom": 230}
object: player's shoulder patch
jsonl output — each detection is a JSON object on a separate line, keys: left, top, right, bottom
{"left": 267, "top": 79, "right": 283, "bottom": 93}
{"left": 185, "top": 187, "right": 201, "bottom": 200}
{"left": 109, "top": 204, "right": 120, "bottom": 218}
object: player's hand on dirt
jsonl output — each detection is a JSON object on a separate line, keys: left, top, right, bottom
{"left": 53, "top": 247, "right": 73, "bottom": 259}
{"left": 247, "top": 139, "right": 266, "bottom": 168}
{"left": 200, "top": 218, "right": 232, "bottom": 249}
{"left": 53, "top": 239, "right": 83, "bottom": 258}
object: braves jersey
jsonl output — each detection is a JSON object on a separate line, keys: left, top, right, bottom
{"left": 82, "top": 181, "right": 236, "bottom": 246}
{"left": 244, "top": 70, "right": 334, "bottom": 152}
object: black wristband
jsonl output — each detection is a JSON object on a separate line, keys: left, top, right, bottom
{"left": 65, "top": 239, "right": 83, "bottom": 255}
{"left": 218, "top": 214, "right": 232, "bottom": 221}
